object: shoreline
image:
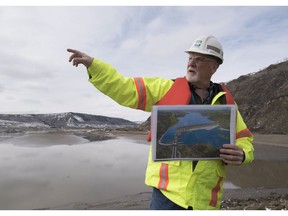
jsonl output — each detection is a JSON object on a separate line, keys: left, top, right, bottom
{"left": 1, "top": 127, "right": 288, "bottom": 148}
{"left": 74, "top": 128, "right": 288, "bottom": 148}
{"left": 38, "top": 187, "right": 288, "bottom": 210}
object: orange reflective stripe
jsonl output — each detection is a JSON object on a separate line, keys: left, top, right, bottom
{"left": 147, "top": 131, "right": 151, "bottom": 142}
{"left": 134, "top": 77, "right": 147, "bottom": 111}
{"left": 158, "top": 163, "right": 169, "bottom": 190}
{"left": 221, "top": 84, "right": 234, "bottom": 105}
{"left": 209, "top": 176, "right": 223, "bottom": 207}
{"left": 236, "top": 128, "right": 253, "bottom": 139}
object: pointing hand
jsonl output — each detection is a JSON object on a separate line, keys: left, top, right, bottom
{"left": 67, "top": 48, "right": 93, "bottom": 68}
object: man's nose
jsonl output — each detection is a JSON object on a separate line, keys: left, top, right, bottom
{"left": 188, "top": 59, "right": 197, "bottom": 67}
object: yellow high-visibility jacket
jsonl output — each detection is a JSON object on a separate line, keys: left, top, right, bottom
{"left": 87, "top": 58, "right": 254, "bottom": 210}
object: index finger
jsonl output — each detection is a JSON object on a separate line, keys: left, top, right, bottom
{"left": 67, "top": 48, "right": 79, "bottom": 54}
{"left": 67, "top": 49, "right": 82, "bottom": 62}
{"left": 222, "top": 144, "right": 238, "bottom": 149}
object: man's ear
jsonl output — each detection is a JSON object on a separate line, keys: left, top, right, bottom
{"left": 211, "top": 63, "right": 219, "bottom": 75}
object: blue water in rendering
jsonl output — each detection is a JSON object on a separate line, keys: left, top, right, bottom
{"left": 159, "top": 112, "right": 230, "bottom": 149}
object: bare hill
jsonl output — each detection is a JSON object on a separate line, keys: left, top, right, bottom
{"left": 226, "top": 60, "right": 288, "bottom": 134}
{"left": 0, "top": 112, "right": 136, "bottom": 131}
{"left": 137, "top": 60, "right": 288, "bottom": 135}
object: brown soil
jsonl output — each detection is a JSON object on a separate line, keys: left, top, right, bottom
{"left": 40, "top": 188, "right": 288, "bottom": 210}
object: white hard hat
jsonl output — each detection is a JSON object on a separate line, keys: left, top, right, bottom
{"left": 185, "top": 35, "right": 224, "bottom": 64}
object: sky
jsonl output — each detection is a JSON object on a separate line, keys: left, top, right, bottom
{"left": 0, "top": 5, "right": 288, "bottom": 122}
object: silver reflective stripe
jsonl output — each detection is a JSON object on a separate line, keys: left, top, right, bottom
{"left": 158, "top": 163, "right": 168, "bottom": 190}
{"left": 207, "top": 45, "right": 221, "bottom": 54}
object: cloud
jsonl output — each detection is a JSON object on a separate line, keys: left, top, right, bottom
{"left": 0, "top": 51, "right": 54, "bottom": 80}
{"left": 0, "top": 6, "right": 287, "bottom": 121}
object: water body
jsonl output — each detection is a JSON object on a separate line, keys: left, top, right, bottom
{"left": 0, "top": 133, "right": 287, "bottom": 209}
{"left": 159, "top": 112, "right": 230, "bottom": 148}
{"left": 0, "top": 133, "right": 150, "bottom": 210}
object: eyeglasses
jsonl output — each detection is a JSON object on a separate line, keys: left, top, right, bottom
{"left": 188, "top": 56, "right": 215, "bottom": 64}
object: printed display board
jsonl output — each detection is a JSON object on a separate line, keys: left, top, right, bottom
{"left": 151, "top": 105, "right": 236, "bottom": 161}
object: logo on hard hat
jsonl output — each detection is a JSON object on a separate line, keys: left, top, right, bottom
{"left": 194, "top": 40, "right": 202, "bottom": 47}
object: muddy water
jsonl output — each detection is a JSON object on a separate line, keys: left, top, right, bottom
{"left": 226, "top": 143, "right": 288, "bottom": 188}
{"left": 0, "top": 133, "right": 150, "bottom": 209}
{"left": 0, "top": 133, "right": 287, "bottom": 209}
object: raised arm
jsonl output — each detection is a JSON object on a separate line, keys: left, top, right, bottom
{"left": 67, "top": 48, "right": 174, "bottom": 112}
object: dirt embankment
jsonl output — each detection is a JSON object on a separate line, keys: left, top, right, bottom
{"left": 39, "top": 188, "right": 288, "bottom": 210}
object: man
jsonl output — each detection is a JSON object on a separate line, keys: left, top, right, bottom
{"left": 67, "top": 35, "right": 254, "bottom": 210}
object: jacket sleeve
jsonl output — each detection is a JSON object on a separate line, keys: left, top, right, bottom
{"left": 235, "top": 110, "right": 254, "bottom": 164}
{"left": 86, "top": 58, "right": 174, "bottom": 112}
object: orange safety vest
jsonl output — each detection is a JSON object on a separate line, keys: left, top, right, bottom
{"left": 157, "top": 77, "right": 234, "bottom": 105}
{"left": 147, "top": 77, "right": 235, "bottom": 141}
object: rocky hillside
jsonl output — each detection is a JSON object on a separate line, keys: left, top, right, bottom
{"left": 226, "top": 60, "right": 288, "bottom": 134}
{"left": 0, "top": 112, "right": 136, "bottom": 130}
{"left": 137, "top": 60, "right": 288, "bottom": 135}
